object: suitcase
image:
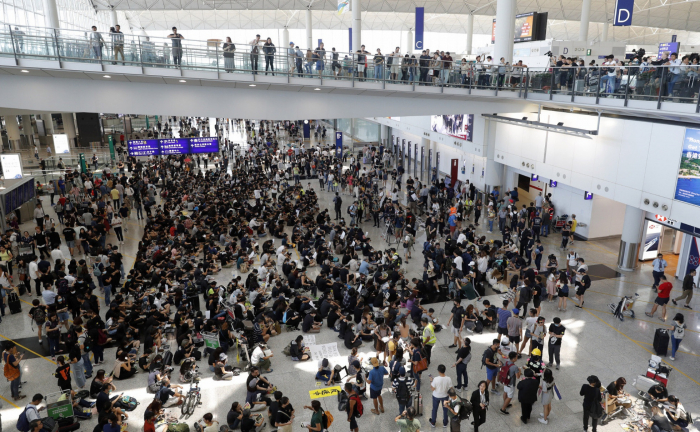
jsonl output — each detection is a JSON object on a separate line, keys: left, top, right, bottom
{"left": 242, "top": 320, "right": 254, "bottom": 333}
{"left": 653, "top": 328, "right": 669, "bottom": 356}
{"left": 8, "top": 292, "right": 21, "bottom": 314}
{"left": 17, "top": 283, "right": 26, "bottom": 296}
{"left": 413, "top": 392, "right": 423, "bottom": 416}
{"left": 163, "top": 350, "right": 173, "bottom": 366}
{"left": 42, "top": 417, "right": 59, "bottom": 432}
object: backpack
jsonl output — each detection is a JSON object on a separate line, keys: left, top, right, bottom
{"left": 498, "top": 361, "right": 514, "bottom": 385}
{"left": 519, "top": 286, "right": 531, "bottom": 303}
{"left": 81, "top": 334, "right": 92, "bottom": 353}
{"left": 481, "top": 347, "right": 494, "bottom": 369}
{"left": 57, "top": 278, "right": 69, "bottom": 296}
{"left": 97, "top": 329, "right": 108, "bottom": 345}
{"left": 55, "top": 203, "right": 64, "bottom": 213}
{"left": 33, "top": 307, "right": 46, "bottom": 325}
{"left": 120, "top": 395, "right": 139, "bottom": 411}
{"left": 559, "top": 284, "right": 569, "bottom": 296}
{"left": 347, "top": 205, "right": 352, "bottom": 215}
{"left": 458, "top": 397, "right": 473, "bottom": 420}
{"left": 16, "top": 405, "right": 37, "bottom": 432}
{"left": 349, "top": 395, "right": 364, "bottom": 417}
{"left": 396, "top": 379, "right": 411, "bottom": 405}
{"left": 93, "top": 263, "right": 102, "bottom": 277}
{"left": 338, "top": 390, "right": 349, "bottom": 411}
{"left": 282, "top": 340, "right": 293, "bottom": 356}
{"left": 322, "top": 409, "right": 334, "bottom": 429}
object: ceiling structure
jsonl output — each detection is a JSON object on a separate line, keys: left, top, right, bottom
{"left": 93, "top": 0, "right": 700, "bottom": 45}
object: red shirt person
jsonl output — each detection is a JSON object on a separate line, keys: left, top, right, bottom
{"left": 646, "top": 275, "right": 673, "bottom": 322}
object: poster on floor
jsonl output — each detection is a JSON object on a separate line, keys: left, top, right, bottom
{"left": 309, "top": 343, "right": 341, "bottom": 361}
{"left": 430, "top": 114, "right": 474, "bottom": 141}
{"left": 675, "top": 128, "right": 700, "bottom": 207}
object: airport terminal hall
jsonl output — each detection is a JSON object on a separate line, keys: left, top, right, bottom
{"left": 3, "top": 0, "right": 700, "bottom": 432}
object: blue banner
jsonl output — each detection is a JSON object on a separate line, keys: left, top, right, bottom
{"left": 687, "top": 237, "right": 699, "bottom": 273}
{"left": 349, "top": 28, "right": 352, "bottom": 52}
{"left": 414, "top": 7, "right": 424, "bottom": 50}
{"left": 303, "top": 121, "right": 310, "bottom": 139}
{"left": 614, "top": 0, "right": 634, "bottom": 26}
{"left": 335, "top": 131, "right": 343, "bottom": 159}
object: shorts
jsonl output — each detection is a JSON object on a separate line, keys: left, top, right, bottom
{"left": 655, "top": 296, "right": 670, "bottom": 305}
{"left": 576, "top": 287, "right": 588, "bottom": 296}
{"left": 497, "top": 326, "right": 508, "bottom": 336}
{"left": 66, "top": 240, "right": 75, "bottom": 248}
{"left": 391, "top": 65, "right": 400, "bottom": 74}
{"left": 357, "top": 64, "right": 365, "bottom": 72}
{"left": 524, "top": 329, "right": 532, "bottom": 339}
{"left": 532, "top": 297, "right": 541, "bottom": 308}
{"left": 349, "top": 415, "right": 358, "bottom": 430}
{"left": 370, "top": 388, "right": 381, "bottom": 399}
{"left": 509, "top": 335, "right": 521, "bottom": 345}
{"left": 486, "top": 367, "right": 498, "bottom": 381}
{"left": 316, "top": 61, "right": 324, "bottom": 71}
{"left": 451, "top": 327, "right": 462, "bottom": 337}
{"left": 58, "top": 312, "right": 70, "bottom": 322}
{"left": 504, "top": 385, "right": 514, "bottom": 398}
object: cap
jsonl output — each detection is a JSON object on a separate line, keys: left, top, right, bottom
{"left": 290, "top": 42, "right": 294, "bottom": 45}
{"left": 220, "top": 353, "right": 228, "bottom": 361}
{"left": 512, "top": 308, "right": 520, "bottom": 314}
{"left": 370, "top": 357, "right": 379, "bottom": 367}
{"left": 501, "top": 336, "right": 510, "bottom": 344}
{"left": 531, "top": 348, "right": 541, "bottom": 356}
{"left": 322, "top": 359, "right": 329, "bottom": 367}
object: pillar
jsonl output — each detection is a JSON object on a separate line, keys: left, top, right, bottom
{"left": 602, "top": 21, "right": 609, "bottom": 42}
{"left": 282, "top": 27, "right": 290, "bottom": 50}
{"left": 465, "top": 14, "right": 474, "bottom": 55}
{"left": 4, "top": 115, "right": 21, "bottom": 141}
{"left": 41, "top": 113, "right": 54, "bottom": 134}
{"left": 21, "top": 115, "right": 33, "bottom": 138}
{"left": 110, "top": 8, "right": 118, "bottom": 27}
{"left": 484, "top": 118, "right": 503, "bottom": 194}
{"left": 618, "top": 205, "right": 645, "bottom": 271}
{"left": 380, "top": 125, "right": 389, "bottom": 147}
{"left": 421, "top": 137, "right": 429, "bottom": 182}
{"left": 579, "top": 0, "right": 591, "bottom": 41}
{"left": 305, "top": 9, "right": 313, "bottom": 50}
{"left": 352, "top": 0, "right": 361, "bottom": 52}
{"left": 41, "top": 0, "right": 60, "bottom": 28}
{"left": 62, "top": 113, "right": 76, "bottom": 142}
{"left": 406, "top": 30, "right": 413, "bottom": 55}
{"left": 494, "top": 0, "right": 516, "bottom": 64}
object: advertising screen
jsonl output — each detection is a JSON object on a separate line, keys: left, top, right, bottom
{"left": 53, "top": 134, "right": 71, "bottom": 154}
{"left": 658, "top": 42, "right": 680, "bottom": 58}
{"left": 128, "top": 139, "right": 160, "bottom": 157}
{"left": 0, "top": 154, "right": 23, "bottom": 179}
{"left": 514, "top": 12, "right": 536, "bottom": 42}
{"left": 674, "top": 128, "right": 700, "bottom": 206}
{"left": 160, "top": 138, "right": 189, "bottom": 155}
{"left": 641, "top": 221, "right": 663, "bottom": 260}
{"left": 189, "top": 137, "right": 219, "bottom": 154}
{"left": 431, "top": 115, "right": 474, "bottom": 142}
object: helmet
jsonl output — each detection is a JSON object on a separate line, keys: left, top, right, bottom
{"left": 531, "top": 348, "right": 542, "bottom": 356}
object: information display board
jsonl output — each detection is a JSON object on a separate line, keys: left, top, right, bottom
{"left": 1, "top": 154, "right": 23, "bottom": 179}
{"left": 127, "top": 137, "right": 220, "bottom": 156}
{"left": 53, "top": 134, "right": 71, "bottom": 154}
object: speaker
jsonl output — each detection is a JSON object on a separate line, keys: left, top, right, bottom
{"left": 75, "top": 113, "right": 102, "bottom": 147}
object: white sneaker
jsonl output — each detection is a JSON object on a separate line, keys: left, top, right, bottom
{"left": 538, "top": 418, "right": 548, "bottom": 424}
{"left": 670, "top": 357, "right": 675, "bottom": 361}
{"left": 539, "top": 413, "right": 544, "bottom": 417}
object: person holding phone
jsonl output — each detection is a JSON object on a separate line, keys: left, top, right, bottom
{"left": 3, "top": 342, "right": 24, "bottom": 400}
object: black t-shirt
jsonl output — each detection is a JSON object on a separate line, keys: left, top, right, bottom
{"left": 95, "top": 391, "right": 111, "bottom": 413}
{"left": 241, "top": 417, "right": 256, "bottom": 432}
{"left": 158, "top": 387, "right": 175, "bottom": 404}
{"left": 63, "top": 228, "right": 75, "bottom": 242}
{"left": 451, "top": 306, "right": 465, "bottom": 328}
{"left": 302, "top": 314, "right": 315, "bottom": 332}
{"left": 456, "top": 346, "right": 471, "bottom": 364}
{"left": 548, "top": 324, "right": 565, "bottom": 346}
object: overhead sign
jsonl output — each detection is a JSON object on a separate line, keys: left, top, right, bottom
{"left": 614, "top": 0, "right": 634, "bottom": 26}
{"left": 414, "top": 7, "right": 424, "bottom": 50}
{"left": 658, "top": 42, "right": 680, "bottom": 58}
{"left": 127, "top": 137, "right": 220, "bottom": 157}
{"left": 0, "top": 154, "right": 23, "bottom": 179}
{"left": 335, "top": 132, "right": 343, "bottom": 159}
{"left": 53, "top": 134, "right": 70, "bottom": 154}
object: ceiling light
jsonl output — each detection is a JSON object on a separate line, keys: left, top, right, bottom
{"left": 314, "top": 88, "right": 321, "bottom": 91}
{"left": 21, "top": 70, "right": 29, "bottom": 73}
{"left": 249, "top": 84, "right": 257, "bottom": 87}
{"left": 103, "top": 75, "right": 111, "bottom": 78}
{"left": 179, "top": 80, "right": 186, "bottom": 83}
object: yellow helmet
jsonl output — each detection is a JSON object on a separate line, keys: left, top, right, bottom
{"left": 531, "top": 348, "right": 542, "bottom": 356}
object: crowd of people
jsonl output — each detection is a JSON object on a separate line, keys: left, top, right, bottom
{"left": 4, "top": 118, "right": 693, "bottom": 432}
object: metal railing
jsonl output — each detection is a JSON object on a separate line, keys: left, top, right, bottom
{"left": 2, "top": 23, "right": 700, "bottom": 112}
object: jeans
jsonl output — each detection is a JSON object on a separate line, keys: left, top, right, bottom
{"left": 114, "top": 227, "right": 124, "bottom": 242}
{"left": 652, "top": 271, "right": 664, "bottom": 288}
{"left": 103, "top": 284, "right": 112, "bottom": 305}
{"left": 488, "top": 219, "right": 494, "bottom": 231}
{"left": 412, "top": 370, "right": 421, "bottom": 392}
{"left": 671, "top": 335, "right": 682, "bottom": 357}
{"left": 455, "top": 363, "right": 468, "bottom": 389}
{"left": 548, "top": 344, "right": 561, "bottom": 366}
{"left": 265, "top": 55, "right": 274, "bottom": 74}
{"left": 48, "top": 338, "right": 59, "bottom": 357}
{"left": 72, "top": 357, "right": 87, "bottom": 388}
{"left": 82, "top": 352, "right": 93, "bottom": 376}
{"left": 600, "top": 75, "right": 613, "bottom": 93}
{"left": 10, "top": 376, "right": 20, "bottom": 398}
{"left": 667, "top": 73, "right": 681, "bottom": 96}
{"left": 92, "top": 345, "right": 104, "bottom": 364}
{"left": 431, "top": 396, "right": 448, "bottom": 426}
{"left": 542, "top": 223, "right": 550, "bottom": 236}
{"left": 398, "top": 402, "right": 408, "bottom": 415}
{"left": 316, "top": 370, "right": 332, "bottom": 382}
{"left": 499, "top": 217, "right": 506, "bottom": 232}
{"left": 375, "top": 64, "right": 384, "bottom": 80}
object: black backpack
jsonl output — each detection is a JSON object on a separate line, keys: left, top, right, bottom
{"left": 458, "top": 397, "right": 473, "bottom": 420}
{"left": 396, "top": 379, "right": 411, "bottom": 405}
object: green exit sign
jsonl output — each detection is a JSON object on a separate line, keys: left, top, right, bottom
{"left": 586, "top": 49, "right": 592, "bottom": 56}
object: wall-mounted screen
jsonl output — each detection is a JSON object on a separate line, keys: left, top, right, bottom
{"left": 675, "top": 128, "right": 700, "bottom": 207}
{"left": 430, "top": 114, "right": 474, "bottom": 141}
{"left": 514, "top": 12, "right": 536, "bottom": 42}
{"left": 53, "top": 134, "right": 71, "bottom": 154}
{"left": 0, "top": 154, "right": 23, "bottom": 179}
{"left": 127, "top": 137, "right": 220, "bottom": 156}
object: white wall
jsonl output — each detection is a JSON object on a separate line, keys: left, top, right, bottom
{"left": 588, "top": 194, "right": 627, "bottom": 239}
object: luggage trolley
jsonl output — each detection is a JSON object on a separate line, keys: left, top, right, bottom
{"left": 610, "top": 293, "right": 640, "bottom": 321}
{"left": 553, "top": 214, "right": 569, "bottom": 232}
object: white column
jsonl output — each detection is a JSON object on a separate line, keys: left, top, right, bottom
{"left": 305, "top": 9, "right": 313, "bottom": 50}
{"left": 602, "top": 21, "right": 609, "bottom": 41}
{"left": 406, "top": 30, "right": 413, "bottom": 54}
{"left": 618, "top": 205, "right": 645, "bottom": 270}
{"left": 41, "top": 113, "right": 54, "bottom": 134}
{"left": 42, "top": 0, "right": 60, "bottom": 28}
{"left": 494, "top": 0, "right": 516, "bottom": 64}
{"left": 465, "top": 14, "right": 474, "bottom": 55}
{"left": 380, "top": 125, "right": 389, "bottom": 146}
{"left": 579, "top": 0, "right": 591, "bottom": 41}
{"left": 352, "top": 0, "right": 361, "bottom": 52}
{"left": 282, "top": 27, "right": 290, "bottom": 49}
{"left": 62, "top": 113, "right": 76, "bottom": 141}
{"left": 110, "top": 9, "right": 119, "bottom": 27}
{"left": 3, "top": 115, "right": 21, "bottom": 141}
{"left": 21, "top": 115, "right": 33, "bottom": 137}
{"left": 484, "top": 119, "right": 503, "bottom": 193}
{"left": 421, "top": 137, "right": 430, "bottom": 182}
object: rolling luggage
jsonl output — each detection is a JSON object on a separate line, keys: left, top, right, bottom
{"left": 653, "top": 328, "right": 669, "bottom": 356}
{"left": 412, "top": 392, "right": 423, "bottom": 416}
{"left": 8, "top": 292, "right": 21, "bottom": 314}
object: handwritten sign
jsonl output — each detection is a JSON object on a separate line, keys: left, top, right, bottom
{"left": 309, "top": 386, "right": 342, "bottom": 399}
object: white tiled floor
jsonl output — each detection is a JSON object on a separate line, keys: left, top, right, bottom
{"left": 0, "top": 129, "right": 698, "bottom": 432}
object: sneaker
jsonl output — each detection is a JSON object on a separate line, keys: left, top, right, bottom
{"left": 38, "top": 339, "right": 42, "bottom": 344}
{"left": 538, "top": 418, "right": 548, "bottom": 424}
{"left": 684, "top": 305, "right": 693, "bottom": 309}
{"left": 556, "top": 365, "right": 560, "bottom": 370}
{"left": 300, "top": 422, "right": 308, "bottom": 428}
{"left": 429, "top": 421, "right": 436, "bottom": 428}
{"left": 490, "top": 389, "right": 499, "bottom": 394}
{"left": 499, "top": 409, "right": 509, "bottom": 415}
{"left": 672, "top": 299, "right": 678, "bottom": 305}
{"left": 670, "top": 357, "right": 675, "bottom": 361}
{"left": 547, "top": 362, "right": 553, "bottom": 368}
{"left": 539, "top": 413, "right": 544, "bottom": 417}
{"left": 575, "top": 305, "right": 582, "bottom": 309}
{"left": 448, "top": 344, "right": 457, "bottom": 348}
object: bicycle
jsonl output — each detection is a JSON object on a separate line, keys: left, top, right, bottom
{"left": 181, "top": 369, "right": 202, "bottom": 417}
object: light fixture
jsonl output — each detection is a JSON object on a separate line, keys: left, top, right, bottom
{"left": 249, "top": 84, "right": 257, "bottom": 87}
{"left": 314, "top": 88, "right": 321, "bottom": 91}
{"left": 21, "top": 70, "right": 29, "bottom": 73}
{"left": 481, "top": 114, "right": 598, "bottom": 139}
{"left": 179, "top": 80, "right": 186, "bottom": 83}
{"left": 103, "top": 75, "right": 111, "bottom": 78}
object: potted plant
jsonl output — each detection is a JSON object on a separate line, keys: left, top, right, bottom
{"left": 532, "top": 73, "right": 552, "bottom": 91}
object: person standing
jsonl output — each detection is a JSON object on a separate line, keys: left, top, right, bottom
{"left": 646, "top": 275, "right": 673, "bottom": 322}
{"left": 111, "top": 25, "right": 124, "bottom": 65}
{"left": 395, "top": 407, "right": 420, "bottom": 432}
{"left": 652, "top": 253, "right": 668, "bottom": 292}
{"left": 3, "top": 342, "right": 25, "bottom": 400}
{"left": 421, "top": 317, "right": 436, "bottom": 365}
{"left": 452, "top": 337, "right": 471, "bottom": 394}
{"left": 444, "top": 388, "right": 463, "bottom": 432}
{"left": 516, "top": 369, "right": 539, "bottom": 424}
{"left": 447, "top": 299, "right": 465, "bottom": 349}
{"left": 429, "top": 364, "right": 453, "bottom": 428}
{"left": 498, "top": 351, "right": 520, "bottom": 415}
{"left": 547, "top": 317, "right": 565, "bottom": 370}
{"left": 367, "top": 357, "right": 388, "bottom": 415}
{"left": 344, "top": 382, "right": 360, "bottom": 432}
{"left": 470, "top": 381, "right": 489, "bottom": 432}
{"left": 539, "top": 368, "right": 555, "bottom": 424}
{"left": 263, "top": 37, "right": 276, "bottom": 75}
{"left": 34, "top": 203, "right": 45, "bottom": 230}
{"left": 580, "top": 375, "right": 602, "bottom": 432}
{"left": 574, "top": 268, "right": 591, "bottom": 309}
{"left": 249, "top": 34, "right": 261, "bottom": 74}
{"left": 672, "top": 268, "right": 695, "bottom": 309}
{"left": 669, "top": 313, "right": 686, "bottom": 361}
{"left": 167, "top": 27, "right": 185, "bottom": 67}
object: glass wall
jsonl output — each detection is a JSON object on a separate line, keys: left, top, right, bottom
{"left": 0, "top": 0, "right": 111, "bottom": 31}
{"left": 335, "top": 119, "right": 380, "bottom": 143}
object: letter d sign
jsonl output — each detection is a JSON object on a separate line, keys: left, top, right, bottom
{"left": 614, "top": 0, "right": 634, "bottom": 26}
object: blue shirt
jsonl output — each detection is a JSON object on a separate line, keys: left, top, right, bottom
{"left": 652, "top": 258, "right": 667, "bottom": 272}
{"left": 368, "top": 366, "right": 388, "bottom": 391}
{"left": 359, "top": 261, "right": 370, "bottom": 275}
{"left": 448, "top": 215, "right": 457, "bottom": 227}
{"left": 497, "top": 308, "right": 511, "bottom": 328}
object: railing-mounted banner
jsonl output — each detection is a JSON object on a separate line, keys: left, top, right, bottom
{"left": 614, "top": 0, "right": 634, "bottom": 26}
{"left": 414, "top": 7, "right": 424, "bottom": 50}
{"left": 335, "top": 132, "right": 343, "bottom": 159}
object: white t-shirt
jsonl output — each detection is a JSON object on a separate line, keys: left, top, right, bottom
{"left": 525, "top": 317, "right": 537, "bottom": 333}
{"left": 251, "top": 346, "right": 264, "bottom": 364}
{"left": 317, "top": 360, "right": 332, "bottom": 372}
{"left": 431, "top": 375, "right": 453, "bottom": 398}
